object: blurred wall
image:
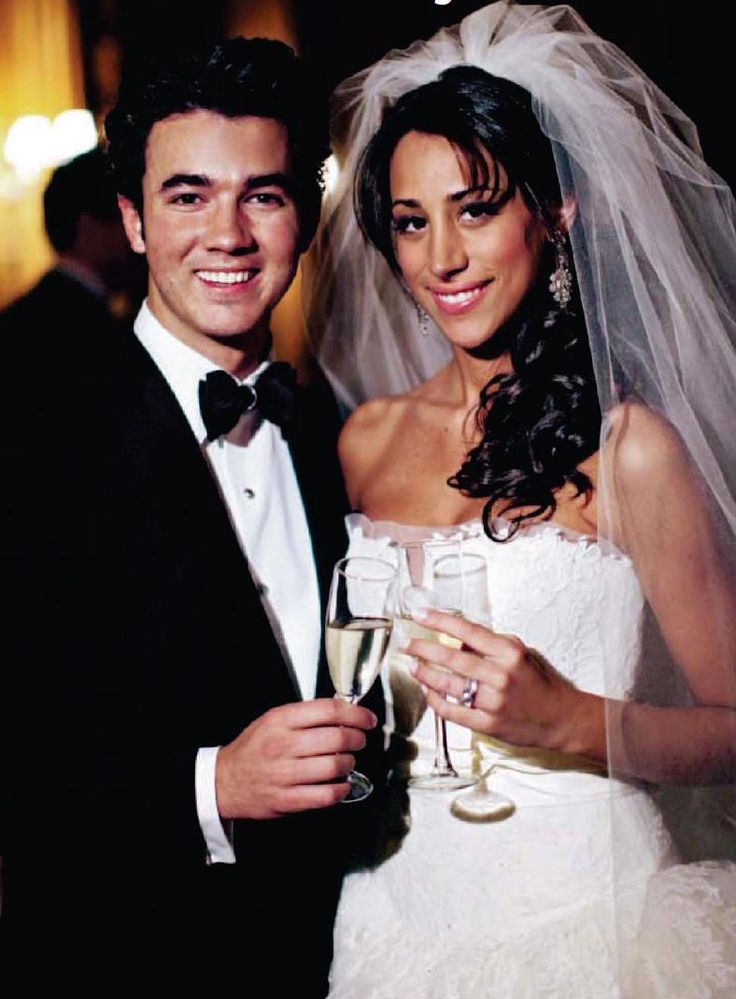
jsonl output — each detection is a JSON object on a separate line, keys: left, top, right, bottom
{"left": 226, "top": 0, "right": 298, "bottom": 48}
{"left": 0, "top": 0, "right": 85, "bottom": 308}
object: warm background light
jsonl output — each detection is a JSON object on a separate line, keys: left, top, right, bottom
{"left": 3, "top": 114, "right": 52, "bottom": 183}
{"left": 3, "top": 109, "right": 97, "bottom": 184}
{"left": 0, "top": 0, "right": 85, "bottom": 307}
{"left": 50, "top": 108, "right": 98, "bottom": 165}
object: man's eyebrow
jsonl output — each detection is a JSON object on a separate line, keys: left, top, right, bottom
{"left": 244, "top": 172, "right": 294, "bottom": 194}
{"left": 159, "top": 172, "right": 294, "bottom": 194}
{"left": 160, "top": 173, "right": 210, "bottom": 191}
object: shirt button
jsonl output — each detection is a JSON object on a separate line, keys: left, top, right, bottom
{"left": 256, "top": 583, "right": 269, "bottom": 597}
{"left": 243, "top": 487, "right": 255, "bottom": 499}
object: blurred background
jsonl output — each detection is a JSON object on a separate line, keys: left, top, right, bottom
{"left": 1, "top": 0, "right": 733, "bottom": 366}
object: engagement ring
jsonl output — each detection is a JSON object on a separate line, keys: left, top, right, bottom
{"left": 460, "top": 677, "right": 479, "bottom": 709}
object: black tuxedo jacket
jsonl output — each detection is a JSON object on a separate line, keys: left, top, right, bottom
{"left": 1, "top": 324, "right": 383, "bottom": 995}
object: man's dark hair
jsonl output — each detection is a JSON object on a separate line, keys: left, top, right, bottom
{"left": 44, "top": 148, "right": 119, "bottom": 254}
{"left": 105, "top": 37, "right": 328, "bottom": 246}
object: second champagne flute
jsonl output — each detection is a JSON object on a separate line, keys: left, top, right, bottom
{"left": 397, "top": 541, "right": 480, "bottom": 792}
{"left": 434, "top": 550, "right": 517, "bottom": 822}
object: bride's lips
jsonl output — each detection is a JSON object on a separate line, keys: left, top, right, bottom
{"left": 428, "top": 279, "right": 492, "bottom": 316}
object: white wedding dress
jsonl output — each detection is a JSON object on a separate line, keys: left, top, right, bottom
{"left": 328, "top": 514, "right": 736, "bottom": 999}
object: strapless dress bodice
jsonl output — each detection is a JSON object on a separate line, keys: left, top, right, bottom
{"left": 346, "top": 511, "right": 644, "bottom": 698}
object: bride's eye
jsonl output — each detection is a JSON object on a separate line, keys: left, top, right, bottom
{"left": 391, "top": 215, "right": 426, "bottom": 235}
{"left": 460, "top": 200, "right": 501, "bottom": 222}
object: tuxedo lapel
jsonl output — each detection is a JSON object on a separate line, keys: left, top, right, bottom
{"left": 287, "top": 374, "right": 350, "bottom": 699}
{"left": 286, "top": 370, "right": 386, "bottom": 771}
{"left": 100, "top": 331, "right": 301, "bottom": 717}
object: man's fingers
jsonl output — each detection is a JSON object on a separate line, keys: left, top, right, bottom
{"left": 293, "top": 725, "right": 368, "bottom": 758}
{"left": 270, "top": 698, "right": 378, "bottom": 731}
{"left": 218, "top": 696, "right": 379, "bottom": 819}
{"left": 275, "top": 781, "right": 352, "bottom": 813}
{"left": 293, "top": 753, "right": 356, "bottom": 785}
{"left": 255, "top": 721, "right": 367, "bottom": 762}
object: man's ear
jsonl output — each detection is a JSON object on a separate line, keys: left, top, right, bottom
{"left": 117, "top": 195, "right": 146, "bottom": 254}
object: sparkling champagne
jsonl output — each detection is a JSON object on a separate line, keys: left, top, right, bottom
{"left": 326, "top": 617, "right": 392, "bottom": 701}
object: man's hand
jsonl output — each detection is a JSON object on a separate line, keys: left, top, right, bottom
{"left": 216, "top": 698, "right": 378, "bottom": 819}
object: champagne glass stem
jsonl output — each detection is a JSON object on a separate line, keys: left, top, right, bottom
{"left": 332, "top": 692, "right": 374, "bottom": 801}
{"left": 432, "top": 712, "right": 458, "bottom": 777}
{"left": 400, "top": 542, "right": 480, "bottom": 792}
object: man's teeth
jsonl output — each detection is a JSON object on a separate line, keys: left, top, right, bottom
{"left": 437, "top": 287, "right": 481, "bottom": 305}
{"left": 196, "top": 270, "right": 255, "bottom": 285}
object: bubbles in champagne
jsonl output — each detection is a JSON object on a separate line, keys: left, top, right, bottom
{"left": 326, "top": 617, "right": 392, "bottom": 701}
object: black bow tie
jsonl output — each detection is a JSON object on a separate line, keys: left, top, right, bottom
{"left": 198, "top": 363, "right": 299, "bottom": 442}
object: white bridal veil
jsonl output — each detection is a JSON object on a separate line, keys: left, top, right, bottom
{"left": 308, "top": 1, "right": 736, "bottom": 992}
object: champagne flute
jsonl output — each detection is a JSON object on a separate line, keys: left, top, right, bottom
{"left": 396, "top": 542, "right": 480, "bottom": 791}
{"left": 434, "top": 551, "right": 516, "bottom": 822}
{"left": 325, "top": 556, "right": 395, "bottom": 802}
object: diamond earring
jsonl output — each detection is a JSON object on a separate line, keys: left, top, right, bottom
{"left": 416, "top": 302, "right": 432, "bottom": 336}
{"left": 549, "top": 233, "right": 573, "bottom": 309}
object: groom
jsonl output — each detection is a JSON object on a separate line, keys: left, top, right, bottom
{"left": 1, "top": 38, "right": 380, "bottom": 995}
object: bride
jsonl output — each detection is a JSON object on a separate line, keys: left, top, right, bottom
{"left": 309, "top": 3, "right": 736, "bottom": 997}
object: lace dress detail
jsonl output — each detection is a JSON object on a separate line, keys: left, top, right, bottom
{"left": 328, "top": 516, "right": 736, "bottom": 998}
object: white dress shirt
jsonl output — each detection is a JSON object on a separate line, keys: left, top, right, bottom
{"left": 134, "top": 302, "right": 322, "bottom": 862}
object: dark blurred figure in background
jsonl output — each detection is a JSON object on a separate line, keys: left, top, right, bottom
{"left": 0, "top": 147, "right": 136, "bottom": 906}
{"left": 0, "top": 147, "right": 136, "bottom": 361}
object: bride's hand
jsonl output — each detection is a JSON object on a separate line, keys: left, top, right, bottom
{"left": 406, "top": 609, "right": 604, "bottom": 757}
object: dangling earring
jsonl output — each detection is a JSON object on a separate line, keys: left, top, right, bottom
{"left": 416, "top": 302, "right": 432, "bottom": 336}
{"left": 549, "top": 232, "right": 573, "bottom": 310}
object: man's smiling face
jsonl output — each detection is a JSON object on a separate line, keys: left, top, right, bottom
{"left": 119, "top": 110, "right": 301, "bottom": 357}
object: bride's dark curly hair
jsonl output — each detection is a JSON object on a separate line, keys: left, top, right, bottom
{"left": 355, "top": 65, "right": 601, "bottom": 540}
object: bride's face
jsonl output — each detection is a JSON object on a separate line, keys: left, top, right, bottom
{"left": 389, "top": 130, "right": 547, "bottom": 350}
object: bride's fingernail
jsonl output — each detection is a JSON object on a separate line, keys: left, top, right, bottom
{"left": 398, "top": 638, "right": 411, "bottom": 652}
